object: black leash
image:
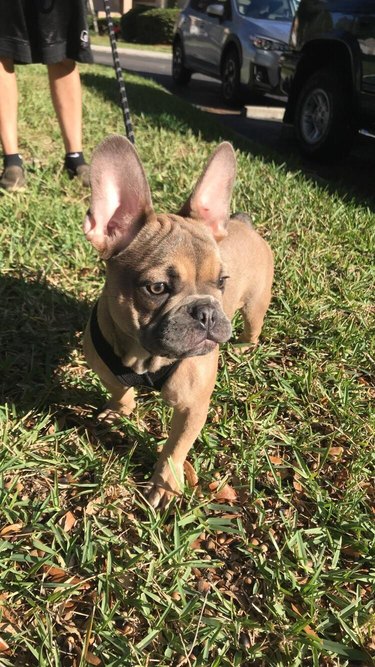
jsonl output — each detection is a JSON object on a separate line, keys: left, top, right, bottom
{"left": 103, "top": 0, "right": 135, "bottom": 144}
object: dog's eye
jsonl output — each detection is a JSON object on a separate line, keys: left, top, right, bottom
{"left": 218, "top": 275, "right": 229, "bottom": 290}
{"left": 145, "top": 282, "right": 169, "bottom": 296}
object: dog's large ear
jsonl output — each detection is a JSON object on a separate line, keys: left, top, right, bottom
{"left": 83, "top": 135, "right": 153, "bottom": 259}
{"left": 179, "top": 142, "right": 236, "bottom": 240}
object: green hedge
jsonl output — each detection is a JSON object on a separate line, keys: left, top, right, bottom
{"left": 121, "top": 7, "right": 179, "bottom": 44}
{"left": 120, "top": 5, "right": 150, "bottom": 42}
{"left": 136, "top": 8, "right": 179, "bottom": 44}
{"left": 97, "top": 17, "right": 122, "bottom": 37}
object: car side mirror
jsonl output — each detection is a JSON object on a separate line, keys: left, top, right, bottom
{"left": 206, "top": 3, "right": 225, "bottom": 18}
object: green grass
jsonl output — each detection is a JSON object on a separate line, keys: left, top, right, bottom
{"left": 0, "top": 63, "right": 374, "bottom": 666}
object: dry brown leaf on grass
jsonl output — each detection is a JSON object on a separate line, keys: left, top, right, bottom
{"left": 0, "top": 637, "right": 11, "bottom": 654}
{"left": 183, "top": 460, "right": 198, "bottom": 487}
{"left": 291, "top": 603, "right": 320, "bottom": 640}
{"left": 0, "top": 523, "right": 23, "bottom": 536}
{"left": 85, "top": 651, "right": 101, "bottom": 666}
{"left": 0, "top": 622, "right": 17, "bottom": 636}
{"left": 293, "top": 477, "right": 303, "bottom": 493}
{"left": 42, "top": 565, "right": 91, "bottom": 590}
{"left": 328, "top": 446, "right": 344, "bottom": 459}
{"left": 190, "top": 532, "right": 206, "bottom": 551}
{"left": 59, "top": 510, "right": 76, "bottom": 533}
{"left": 304, "top": 625, "right": 320, "bottom": 640}
{"left": 209, "top": 480, "right": 238, "bottom": 502}
{"left": 43, "top": 565, "right": 69, "bottom": 582}
{"left": 342, "top": 545, "right": 362, "bottom": 558}
{"left": 269, "top": 455, "right": 283, "bottom": 465}
{"left": 197, "top": 578, "right": 211, "bottom": 593}
{"left": 0, "top": 597, "right": 19, "bottom": 629}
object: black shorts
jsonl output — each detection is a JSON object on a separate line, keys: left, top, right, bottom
{"left": 0, "top": 0, "right": 93, "bottom": 65}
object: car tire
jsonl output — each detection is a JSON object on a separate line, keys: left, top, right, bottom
{"left": 172, "top": 39, "right": 192, "bottom": 85}
{"left": 221, "top": 49, "right": 242, "bottom": 105}
{"left": 294, "top": 67, "right": 355, "bottom": 161}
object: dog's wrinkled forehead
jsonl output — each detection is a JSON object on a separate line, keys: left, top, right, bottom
{"left": 118, "top": 213, "right": 223, "bottom": 282}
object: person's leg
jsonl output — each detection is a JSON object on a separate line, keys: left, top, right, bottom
{"left": 47, "top": 58, "right": 82, "bottom": 152}
{"left": 0, "top": 57, "right": 18, "bottom": 154}
{"left": 47, "top": 58, "right": 89, "bottom": 185}
{"left": 0, "top": 57, "right": 25, "bottom": 191}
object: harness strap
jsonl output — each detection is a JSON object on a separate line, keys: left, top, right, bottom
{"left": 90, "top": 302, "right": 180, "bottom": 391}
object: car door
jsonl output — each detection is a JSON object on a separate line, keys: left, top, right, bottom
{"left": 182, "top": 0, "right": 230, "bottom": 76}
{"left": 354, "top": 0, "right": 375, "bottom": 120}
{"left": 202, "top": 0, "right": 232, "bottom": 74}
{"left": 182, "top": 0, "right": 215, "bottom": 72}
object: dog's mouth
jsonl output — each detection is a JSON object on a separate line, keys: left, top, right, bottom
{"left": 175, "top": 335, "right": 219, "bottom": 358}
{"left": 140, "top": 299, "right": 232, "bottom": 359}
{"left": 144, "top": 339, "right": 217, "bottom": 360}
{"left": 190, "top": 337, "right": 217, "bottom": 354}
{"left": 141, "top": 327, "right": 230, "bottom": 360}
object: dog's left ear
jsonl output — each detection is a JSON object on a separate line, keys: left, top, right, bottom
{"left": 180, "top": 142, "right": 236, "bottom": 240}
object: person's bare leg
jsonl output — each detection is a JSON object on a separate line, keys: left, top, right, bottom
{"left": 0, "top": 58, "right": 18, "bottom": 154}
{"left": 47, "top": 58, "right": 89, "bottom": 185}
{"left": 0, "top": 57, "right": 25, "bottom": 191}
{"left": 47, "top": 58, "right": 82, "bottom": 152}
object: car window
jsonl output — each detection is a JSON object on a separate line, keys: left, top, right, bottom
{"left": 236, "top": 0, "right": 298, "bottom": 20}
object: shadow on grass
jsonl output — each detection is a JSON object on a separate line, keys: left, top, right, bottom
{"left": 82, "top": 71, "right": 229, "bottom": 143}
{"left": 82, "top": 70, "right": 375, "bottom": 211}
{"left": 0, "top": 272, "right": 162, "bottom": 469}
{"left": 0, "top": 272, "right": 95, "bottom": 412}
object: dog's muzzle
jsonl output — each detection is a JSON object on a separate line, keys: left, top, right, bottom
{"left": 141, "top": 297, "right": 232, "bottom": 358}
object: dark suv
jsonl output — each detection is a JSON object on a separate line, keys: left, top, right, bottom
{"left": 280, "top": 0, "right": 375, "bottom": 160}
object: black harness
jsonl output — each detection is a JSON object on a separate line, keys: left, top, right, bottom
{"left": 90, "top": 302, "right": 180, "bottom": 391}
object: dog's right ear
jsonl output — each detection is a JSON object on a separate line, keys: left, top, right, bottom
{"left": 83, "top": 135, "right": 154, "bottom": 259}
{"left": 179, "top": 142, "right": 236, "bottom": 241}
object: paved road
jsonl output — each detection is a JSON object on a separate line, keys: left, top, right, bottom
{"left": 92, "top": 45, "right": 290, "bottom": 151}
{"left": 92, "top": 45, "right": 375, "bottom": 206}
{"left": 92, "top": 45, "right": 171, "bottom": 76}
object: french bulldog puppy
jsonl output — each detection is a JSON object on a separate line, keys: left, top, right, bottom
{"left": 83, "top": 136, "right": 273, "bottom": 508}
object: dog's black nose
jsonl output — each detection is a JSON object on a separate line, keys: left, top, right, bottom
{"left": 190, "top": 303, "right": 216, "bottom": 330}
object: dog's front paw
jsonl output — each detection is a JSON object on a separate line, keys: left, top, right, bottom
{"left": 144, "top": 463, "right": 184, "bottom": 509}
{"left": 97, "top": 406, "right": 122, "bottom": 424}
{"left": 97, "top": 393, "right": 136, "bottom": 423}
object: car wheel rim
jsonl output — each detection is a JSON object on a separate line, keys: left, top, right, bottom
{"left": 223, "top": 58, "right": 236, "bottom": 98}
{"left": 301, "top": 88, "right": 330, "bottom": 144}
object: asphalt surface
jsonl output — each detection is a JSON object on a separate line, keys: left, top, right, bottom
{"left": 92, "top": 45, "right": 290, "bottom": 152}
{"left": 92, "top": 45, "right": 375, "bottom": 208}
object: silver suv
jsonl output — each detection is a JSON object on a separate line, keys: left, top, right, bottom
{"left": 172, "top": 0, "right": 298, "bottom": 104}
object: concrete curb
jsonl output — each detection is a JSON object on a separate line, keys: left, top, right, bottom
{"left": 91, "top": 44, "right": 171, "bottom": 60}
{"left": 244, "top": 106, "right": 285, "bottom": 121}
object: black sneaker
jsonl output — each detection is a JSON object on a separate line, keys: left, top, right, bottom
{"left": 65, "top": 163, "right": 90, "bottom": 187}
{"left": 0, "top": 165, "right": 26, "bottom": 192}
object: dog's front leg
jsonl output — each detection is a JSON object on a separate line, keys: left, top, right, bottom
{"left": 98, "top": 385, "right": 136, "bottom": 422}
{"left": 145, "top": 402, "right": 210, "bottom": 508}
{"left": 145, "top": 350, "right": 219, "bottom": 509}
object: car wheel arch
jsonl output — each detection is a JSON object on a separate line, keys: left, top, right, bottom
{"left": 220, "top": 39, "right": 242, "bottom": 75}
{"left": 173, "top": 32, "right": 183, "bottom": 48}
{"left": 172, "top": 34, "right": 192, "bottom": 84}
{"left": 286, "top": 38, "right": 361, "bottom": 123}
{"left": 294, "top": 65, "right": 356, "bottom": 160}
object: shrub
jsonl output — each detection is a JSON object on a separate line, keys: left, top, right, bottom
{"left": 97, "top": 17, "right": 122, "bottom": 37}
{"left": 120, "top": 5, "right": 150, "bottom": 42}
{"left": 136, "top": 8, "right": 180, "bottom": 44}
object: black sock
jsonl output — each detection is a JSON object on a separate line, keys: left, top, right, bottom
{"left": 64, "top": 151, "right": 86, "bottom": 174}
{"left": 4, "top": 153, "right": 23, "bottom": 169}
